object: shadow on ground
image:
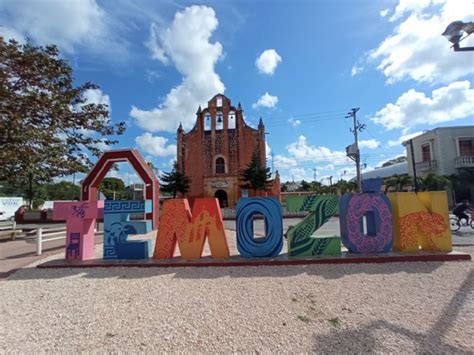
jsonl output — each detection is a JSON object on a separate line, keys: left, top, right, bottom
{"left": 311, "top": 270, "right": 474, "bottom": 353}
{"left": 6, "top": 258, "right": 452, "bottom": 281}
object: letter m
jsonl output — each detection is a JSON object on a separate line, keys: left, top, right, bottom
{"left": 153, "top": 198, "right": 230, "bottom": 259}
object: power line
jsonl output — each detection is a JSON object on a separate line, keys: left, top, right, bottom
{"left": 262, "top": 108, "right": 349, "bottom": 122}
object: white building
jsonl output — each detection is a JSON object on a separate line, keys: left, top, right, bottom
{"left": 403, "top": 126, "right": 474, "bottom": 203}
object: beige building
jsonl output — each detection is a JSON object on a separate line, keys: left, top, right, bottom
{"left": 403, "top": 126, "right": 474, "bottom": 204}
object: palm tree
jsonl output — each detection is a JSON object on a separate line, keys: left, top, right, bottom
{"left": 333, "top": 180, "right": 357, "bottom": 195}
{"left": 418, "top": 173, "right": 451, "bottom": 191}
{"left": 384, "top": 175, "right": 413, "bottom": 193}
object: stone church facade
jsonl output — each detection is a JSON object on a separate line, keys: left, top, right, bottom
{"left": 177, "top": 94, "right": 280, "bottom": 208}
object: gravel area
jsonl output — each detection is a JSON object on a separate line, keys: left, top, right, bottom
{"left": 1, "top": 235, "right": 473, "bottom": 353}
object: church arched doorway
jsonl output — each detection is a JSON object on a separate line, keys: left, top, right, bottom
{"left": 214, "top": 190, "right": 228, "bottom": 208}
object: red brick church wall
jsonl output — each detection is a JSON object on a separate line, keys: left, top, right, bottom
{"left": 177, "top": 94, "right": 280, "bottom": 208}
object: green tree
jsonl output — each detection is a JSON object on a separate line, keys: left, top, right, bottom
{"left": 0, "top": 38, "right": 125, "bottom": 208}
{"left": 44, "top": 181, "right": 81, "bottom": 201}
{"left": 240, "top": 148, "right": 271, "bottom": 194}
{"left": 0, "top": 180, "right": 25, "bottom": 198}
{"left": 161, "top": 162, "right": 191, "bottom": 198}
{"left": 384, "top": 174, "right": 413, "bottom": 193}
{"left": 334, "top": 180, "right": 357, "bottom": 194}
{"left": 418, "top": 173, "right": 451, "bottom": 191}
{"left": 99, "top": 177, "right": 127, "bottom": 200}
{"left": 298, "top": 180, "right": 312, "bottom": 192}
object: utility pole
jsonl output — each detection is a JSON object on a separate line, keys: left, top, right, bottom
{"left": 345, "top": 107, "right": 365, "bottom": 193}
{"left": 409, "top": 139, "right": 419, "bottom": 192}
{"left": 313, "top": 168, "right": 317, "bottom": 183}
{"left": 328, "top": 176, "right": 333, "bottom": 193}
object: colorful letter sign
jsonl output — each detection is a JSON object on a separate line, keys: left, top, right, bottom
{"left": 104, "top": 200, "right": 152, "bottom": 259}
{"left": 236, "top": 197, "right": 283, "bottom": 258}
{"left": 153, "top": 198, "right": 230, "bottom": 260}
{"left": 339, "top": 193, "right": 393, "bottom": 253}
{"left": 286, "top": 195, "right": 341, "bottom": 257}
{"left": 388, "top": 192, "right": 451, "bottom": 252}
{"left": 53, "top": 201, "right": 104, "bottom": 260}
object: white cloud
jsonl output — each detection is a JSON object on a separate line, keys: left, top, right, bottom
{"left": 255, "top": 49, "right": 282, "bottom": 75}
{"left": 0, "top": 0, "right": 111, "bottom": 53}
{"left": 107, "top": 169, "right": 142, "bottom": 185}
{"left": 0, "top": 26, "right": 25, "bottom": 42}
{"left": 252, "top": 92, "right": 278, "bottom": 109}
{"left": 359, "top": 139, "right": 380, "bottom": 149}
{"left": 135, "top": 133, "right": 177, "bottom": 157}
{"left": 351, "top": 65, "right": 363, "bottom": 77}
{"left": 83, "top": 89, "right": 111, "bottom": 110}
{"left": 145, "top": 69, "right": 161, "bottom": 83}
{"left": 145, "top": 23, "right": 169, "bottom": 64}
{"left": 319, "top": 164, "right": 336, "bottom": 171}
{"left": 372, "top": 81, "right": 474, "bottom": 130}
{"left": 274, "top": 135, "right": 356, "bottom": 182}
{"left": 92, "top": 140, "right": 112, "bottom": 152}
{"left": 288, "top": 117, "right": 301, "bottom": 127}
{"left": 287, "top": 136, "right": 349, "bottom": 162}
{"left": 388, "top": 0, "right": 432, "bottom": 22}
{"left": 131, "top": 6, "right": 225, "bottom": 133}
{"left": 380, "top": 8, "right": 390, "bottom": 18}
{"left": 387, "top": 131, "right": 424, "bottom": 147}
{"left": 274, "top": 155, "right": 298, "bottom": 169}
{"left": 274, "top": 135, "right": 350, "bottom": 173}
{"left": 369, "top": 0, "right": 474, "bottom": 84}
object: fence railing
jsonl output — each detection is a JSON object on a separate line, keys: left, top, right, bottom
{"left": 415, "top": 159, "right": 437, "bottom": 171}
{"left": 0, "top": 220, "right": 21, "bottom": 240}
{"left": 27, "top": 227, "right": 103, "bottom": 256}
{"left": 35, "top": 227, "right": 68, "bottom": 255}
{"left": 455, "top": 155, "right": 474, "bottom": 168}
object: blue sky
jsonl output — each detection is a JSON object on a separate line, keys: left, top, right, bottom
{"left": 1, "top": 0, "right": 473, "bottom": 184}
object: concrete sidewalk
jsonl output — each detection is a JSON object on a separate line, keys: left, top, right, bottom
{"left": 0, "top": 222, "right": 103, "bottom": 278}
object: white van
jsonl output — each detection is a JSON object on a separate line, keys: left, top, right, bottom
{"left": 0, "top": 197, "right": 23, "bottom": 221}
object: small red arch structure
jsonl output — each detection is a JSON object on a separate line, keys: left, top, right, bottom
{"left": 81, "top": 149, "right": 160, "bottom": 228}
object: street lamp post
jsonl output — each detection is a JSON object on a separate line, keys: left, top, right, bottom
{"left": 442, "top": 21, "right": 474, "bottom": 52}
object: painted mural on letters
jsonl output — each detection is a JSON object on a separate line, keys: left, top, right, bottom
{"left": 388, "top": 192, "right": 451, "bottom": 252}
{"left": 53, "top": 201, "right": 104, "bottom": 260}
{"left": 339, "top": 193, "right": 393, "bottom": 253}
{"left": 286, "top": 195, "right": 341, "bottom": 257}
{"left": 236, "top": 197, "right": 283, "bottom": 258}
{"left": 103, "top": 200, "right": 152, "bottom": 259}
{"left": 153, "top": 198, "right": 230, "bottom": 260}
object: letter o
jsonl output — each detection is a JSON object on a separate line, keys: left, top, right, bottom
{"left": 236, "top": 197, "right": 283, "bottom": 258}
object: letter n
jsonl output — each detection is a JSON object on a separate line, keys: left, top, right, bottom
{"left": 388, "top": 191, "right": 452, "bottom": 252}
